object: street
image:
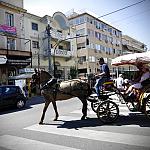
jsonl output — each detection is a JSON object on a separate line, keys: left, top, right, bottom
{"left": 0, "top": 96, "right": 150, "bottom": 150}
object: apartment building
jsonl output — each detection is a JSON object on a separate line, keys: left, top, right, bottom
{"left": 0, "top": 0, "right": 32, "bottom": 84}
{"left": 120, "top": 35, "right": 147, "bottom": 75}
{"left": 24, "top": 12, "right": 75, "bottom": 79}
{"left": 122, "top": 35, "right": 146, "bottom": 54}
{"left": 68, "top": 11, "right": 122, "bottom": 77}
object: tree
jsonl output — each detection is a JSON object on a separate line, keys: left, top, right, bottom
{"left": 69, "top": 66, "right": 78, "bottom": 79}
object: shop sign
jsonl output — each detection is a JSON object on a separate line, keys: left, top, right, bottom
{"left": 19, "top": 68, "right": 35, "bottom": 74}
{"left": 0, "top": 25, "right": 17, "bottom": 35}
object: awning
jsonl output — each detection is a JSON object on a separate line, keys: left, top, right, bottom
{"left": 8, "top": 73, "right": 33, "bottom": 80}
{"left": 0, "top": 55, "right": 7, "bottom": 64}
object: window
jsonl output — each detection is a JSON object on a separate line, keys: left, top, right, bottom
{"left": 79, "top": 16, "right": 85, "bottom": 24}
{"left": 95, "top": 32, "right": 101, "bottom": 40}
{"left": 89, "top": 56, "right": 96, "bottom": 62}
{"left": 0, "top": 87, "right": 2, "bottom": 96}
{"left": 75, "top": 18, "right": 80, "bottom": 25}
{"left": 79, "top": 56, "right": 86, "bottom": 62}
{"left": 58, "top": 45, "right": 63, "bottom": 49}
{"left": 100, "top": 45, "right": 105, "bottom": 52}
{"left": 102, "top": 34, "right": 107, "bottom": 41}
{"left": 32, "top": 22, "right": 38, "bottom": 31}
{"left": 3, "top": 87, "right": 16, "bottom": 95}
{"left": 77, "top": 43, "right": 85, "bottom": 49}
{"left": 5, "top": 12, "right": 14, "bottom": 26}
{"left": 32, "top": 41, "right": 39, "bottom": 49}
{"left": 76, "top": 28, "right": 85, "bottom": 36}
{"left": 7, "top": 38, "right": 16, "bottom": 50}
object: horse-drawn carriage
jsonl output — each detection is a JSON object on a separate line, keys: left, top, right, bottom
{"left": 30, "top": 51, "right": 150, "bottom": 124}
{"left": 89, "top": 51, "right": 150, "bottom": 123}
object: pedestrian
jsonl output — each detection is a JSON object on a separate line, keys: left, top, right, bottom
{"left": 116, "top": 74, "right": 124, "bottom": 91}
{"left": 95, "top": 57, "right": 110, "bottom": 98}
{"left": 23, "top": 85, "right": 28, "bottom": 97}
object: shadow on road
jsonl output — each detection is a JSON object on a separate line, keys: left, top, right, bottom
{"left": 43, "top": 113, "right": 150, "bottom": 129}
{"left": 0, "top": 96, "right": 44, "bottom": 115}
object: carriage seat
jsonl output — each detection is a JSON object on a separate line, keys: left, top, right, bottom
{"left": 103, "top": 80, "right": 114, "bottom": 85}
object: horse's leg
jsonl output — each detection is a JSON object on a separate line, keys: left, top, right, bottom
{"left": 52, "top": 101, "right": 59, "bottom": 121}
{"left": 80, "top": 98, "right": 87, "bottom": 120}
{"left": 39, "top": 100, "right": 51, "bottom": 124}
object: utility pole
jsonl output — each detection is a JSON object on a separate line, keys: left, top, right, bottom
{"left": 46, "top": 23, "right": 52, "bottom": 73}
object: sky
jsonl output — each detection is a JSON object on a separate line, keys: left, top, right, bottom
{"left": 24, "top": 0, "right": 150, "bottom": 50}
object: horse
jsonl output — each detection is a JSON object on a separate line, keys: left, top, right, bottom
{"left": 30, "top": 70, "right": 92, "bottom": 124}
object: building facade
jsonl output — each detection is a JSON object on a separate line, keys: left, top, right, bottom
{"left": 68, "top": 11, "right": 122, "bottom": 77}
{"left": 24, "top": 12, "right": 75, "bottom": 80}
{"left": 120, "top": 35, "right": 147, "bottom": 76}
{"left": 122, "top": 35, "right": 146, "bottom": 54}
{"left": 0, "top": 0, "right": 32, "bottom": 84}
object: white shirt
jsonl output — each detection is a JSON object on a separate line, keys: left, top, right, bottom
{"left": 116, "top": 77, "right": 124, "bottom": 89}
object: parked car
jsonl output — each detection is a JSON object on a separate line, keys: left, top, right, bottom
{"left": 0, "top": 85, "right": 27, "bottom": 110}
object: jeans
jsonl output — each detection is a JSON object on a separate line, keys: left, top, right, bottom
{"left": 95, "top": 77, "right": 109, "bottom": 97}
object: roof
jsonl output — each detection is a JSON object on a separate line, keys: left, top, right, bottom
{"left": 68, "top": 12, "right": 121, "bottom": 32}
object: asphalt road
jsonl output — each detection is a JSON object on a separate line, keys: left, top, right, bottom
{"left": 0, "top": 96, "right": 150, "bottom": 150}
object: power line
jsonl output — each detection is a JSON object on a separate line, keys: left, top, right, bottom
{"left": 98, "top": 0, "right": 146, "bottom": 18}
{"left": 111, "top": 8, "right": 150, "bottom": 24}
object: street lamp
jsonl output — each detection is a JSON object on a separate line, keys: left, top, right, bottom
{"left": 46, "top": 23, "right": 52, "bottom": 73}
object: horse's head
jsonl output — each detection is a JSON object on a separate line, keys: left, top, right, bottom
{"left": 30, "top": 70, "right": 52, "bottom": 92}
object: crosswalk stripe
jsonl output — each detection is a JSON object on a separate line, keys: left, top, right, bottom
{"left": 25, "top": 123, "right": 150, "bottom": 148}
{"left": 0, "top": 135, "right": 81, "bottom": 150}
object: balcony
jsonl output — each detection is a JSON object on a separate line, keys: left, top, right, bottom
{"left": 0, "top": 48, "right": 31, "bottom": 58}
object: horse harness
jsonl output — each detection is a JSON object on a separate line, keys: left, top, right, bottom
{"left": 41, "top": 78, "right": 90, "bottom": 99}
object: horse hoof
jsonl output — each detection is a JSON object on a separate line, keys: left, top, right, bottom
{"left": 39, "top": 121, "right": 43, "bottom": 125}
{"left": 53, "top": 118, "right": 58, "bottom": 121}
{"left": 81, "top": 116, "right": 86, "bottom": 120}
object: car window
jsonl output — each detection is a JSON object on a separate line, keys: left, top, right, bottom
{"left": 0, "top": 87, "right": 2, "bottom": 96}
{"left": 3, "top": 87, "right": 16, "bottom": 95}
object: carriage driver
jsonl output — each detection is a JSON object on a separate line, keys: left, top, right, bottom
{"left": 95, "top": 57, "right": 110, "bottom": 98}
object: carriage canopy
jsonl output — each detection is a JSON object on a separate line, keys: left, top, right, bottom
{"left": 111, "top": 51, "right": 150, "bottom": 66}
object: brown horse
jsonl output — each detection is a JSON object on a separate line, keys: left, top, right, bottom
{"left": 30, "top": 70, "right": 92, "bottom": 124}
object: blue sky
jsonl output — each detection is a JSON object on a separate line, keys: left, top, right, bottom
{"left": 24, "top": 0, "right": 150, "bottom": 50}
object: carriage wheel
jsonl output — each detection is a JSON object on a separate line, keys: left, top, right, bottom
{"left": 91, "top": 101, "right": 100, "bottom": 113}
{"left": 97, "top": 100, "right": 119, "bottom": 123}
{"left": 140, "top": 86, "right": 150, "bottom": 120}
{"left": 145, "top": 96, "right": 150, "bottom": 120}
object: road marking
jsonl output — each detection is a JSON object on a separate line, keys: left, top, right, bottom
{"left": 25, "top": 123, "right": 150, "bottom": 148}
{"left": 0, "top": 135, "right": 81, "bottom": 150}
